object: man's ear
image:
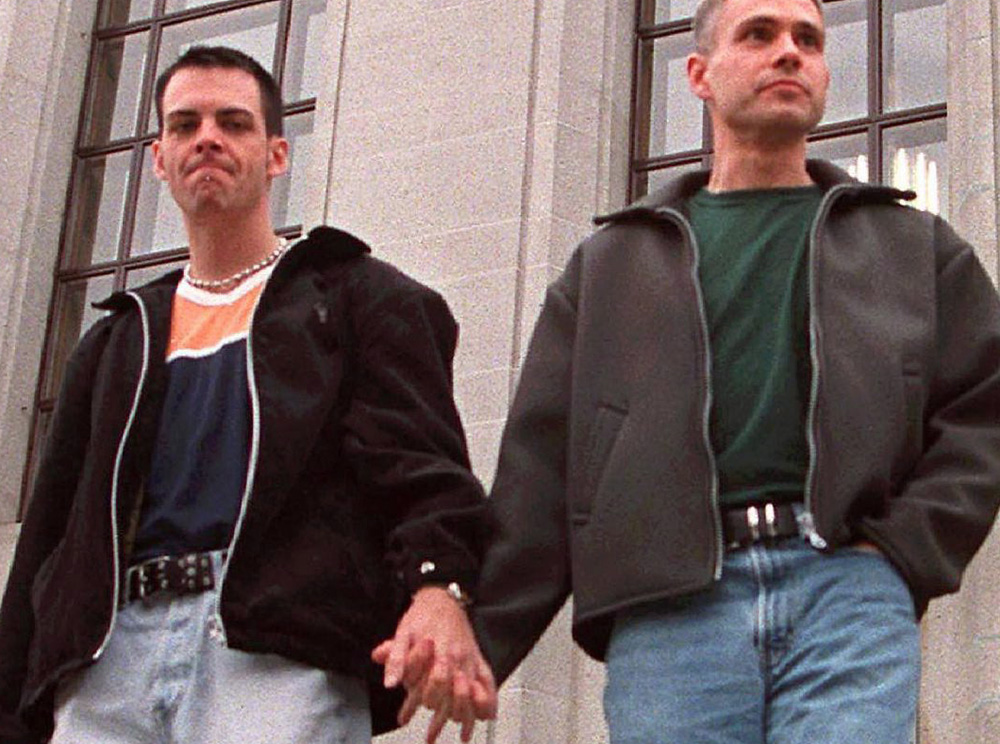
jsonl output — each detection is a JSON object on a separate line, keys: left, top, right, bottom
{"left": 687, "top": 52, "right": 712, "bottom": 103}
{"left": 151, "top": 140, "right": 167, "bottom": 181}
{"left": 266, "top": 136, "right": 290, "bottom": 180}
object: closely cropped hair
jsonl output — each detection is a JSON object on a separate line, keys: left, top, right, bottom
{"left": 693, "top": 0, "right": 824, "bottom": 54}
{"left": 154, "top": 45, "right": 284, "bottom": 137}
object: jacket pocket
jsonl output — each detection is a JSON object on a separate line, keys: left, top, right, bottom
{"left": 572, "top": 403, "right": 627, "bottom": 525}
{"left": 893, "top": 359, "right": 925, "bottom": 485}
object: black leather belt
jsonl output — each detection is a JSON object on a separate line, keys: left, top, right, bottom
{"left": 124, "top": 551, "right": 224, "bottom": 604}
{"left": 722, "top": 502, "right": 800, "bottom": 549}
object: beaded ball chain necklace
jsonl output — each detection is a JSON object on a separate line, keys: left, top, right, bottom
{"left": 183, "top": 237, "right": 289, "bottom": 292}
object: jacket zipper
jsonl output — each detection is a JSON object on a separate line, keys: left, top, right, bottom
{"left": 801, "top": 184, "right": 853, "bottom": 550}
{"left": 657, "top": 207, "right": 724, "bottom": 580}
{"left": 208, "top": 249, "right": 293, "bottom": 644}
{"left": 93, "top": 291, "right": 152, "bottom": 661}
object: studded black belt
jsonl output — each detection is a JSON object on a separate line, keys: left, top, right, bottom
{"left": 123, "top": 551, "right": 225, "bottom": 604}
{"left": 722, "top": 502, "right": 801, "bottom": 550}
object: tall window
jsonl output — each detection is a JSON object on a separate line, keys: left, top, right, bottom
{"left": 21, "top": 0, "right": 329, "bottom": 513}
{"left": 631, "top": 0, "right": 947, "bottom": 213}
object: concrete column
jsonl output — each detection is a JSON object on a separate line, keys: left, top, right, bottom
{"left": 320, "top": 1, "right": 632, "bottom": 741}
{"left": 0, "top": 0, "right": 94, "bottom": 540}
{"left": 918, "top": 1, "right": 1000, "bottom": 742}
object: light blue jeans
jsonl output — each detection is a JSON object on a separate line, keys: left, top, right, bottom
{"left": 51, "top": 551, "right": 371, "bottom": 744}
{"left": 604, "top": 539, "right": 919, "bottom": 744}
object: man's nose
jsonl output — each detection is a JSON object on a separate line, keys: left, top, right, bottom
{"left": 773, "top": 32, "right": 803, "bottom": 69}
{"left": 194, "top": 122, "right": 224, "bottom": 152}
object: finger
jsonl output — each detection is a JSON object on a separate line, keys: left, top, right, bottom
{"left": 450, "top": 671, "right": 474, "bottom": 741}
{"left": 422, "top": 653, "right": 453, "bottom": 711}
{"left": 475, "top": 658, "right": 498, "bottom": 717}
{"left": 402, "top": 637, "right": 435, "bottom": 689}
{"left": 398, "top": 680, "right": 425, "bottom": 727}
{"left": 460, "top": 716, "right": 476, "bottom": 743}
{"left": 371, "top": 639, "right": 393, "bottom": 665}
{"left": 384, "top": 631, "right": 412, "bottom": 688}
{"left": 426, "top": 701, "right": 451, "bottom": 744}
{"left": 470, "top": 678, "right": 498, "bottom": 720}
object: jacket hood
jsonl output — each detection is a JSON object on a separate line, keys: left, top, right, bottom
{"left": 594, "top": 159, "right": 916, "bottom": 226}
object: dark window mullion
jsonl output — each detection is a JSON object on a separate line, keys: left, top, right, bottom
{"left": 272, "top": 0, "right": 293, "bottom": 91}
{"left": 117, "top": 144, "right": 149, "bottom": 275}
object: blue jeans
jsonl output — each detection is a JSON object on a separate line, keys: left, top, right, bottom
{"left": 51, "top": 551, "right": 371, "bottom": 744}
{"left": 604, "top": 539, "right": 919, "bottom": 744}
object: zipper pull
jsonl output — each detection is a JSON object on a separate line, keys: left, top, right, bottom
{"left": 207, "top": 613, "right": 227, "bottom": 646}
{"left": 796, "top": 510, "right": 829, "bottom": 550}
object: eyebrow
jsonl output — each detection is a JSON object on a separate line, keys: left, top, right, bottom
{"left": 164, "top": 106, "right": 255, "bottom": 120}
{"left": 734, "top": 14, "right": 824, "bottom": 39}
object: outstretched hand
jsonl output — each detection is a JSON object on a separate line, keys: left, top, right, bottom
{"left": 372, "top": 587, "right": 497, "bottom": 743}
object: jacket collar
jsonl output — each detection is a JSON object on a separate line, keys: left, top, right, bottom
{"left": 92, "top": 225, "right": 373, "bottom": 313}
{"left": 595, "top": 159, "right": 915, "bottom": 226}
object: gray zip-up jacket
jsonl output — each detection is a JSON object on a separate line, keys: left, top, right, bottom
{"left": 473, "top": 160, "right": 1000, "bottom": 682}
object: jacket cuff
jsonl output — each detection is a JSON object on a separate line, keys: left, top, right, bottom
{"left": 395, "top": 549, "right": 478, "bottom": 602}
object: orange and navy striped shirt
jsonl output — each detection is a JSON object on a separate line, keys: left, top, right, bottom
{"left": 132, "top": 266, "right": 272, "bottom": 562}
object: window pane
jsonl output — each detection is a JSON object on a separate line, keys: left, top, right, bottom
{"left": 640, "top": 32, "right": 703, "bottom": 159}
{"left": 164, "top": 0, "right": 231, "bottom": 13}
{"left": 63, "top": 151, "right": 133, "bottom": 269}
{"left": 126, "top": 260, "right": 186, "bottom": 289}
{"left": 99, "top": 0, "right": 155, "bottom": 27}
{"left": 285, "top": 0, "right": 330, "bottom": 102}
{"left": 638, "top": 160, "right": 704, "bottom": 198}
{"left": 132, "top": 144, "right": 187, "bottom": 256}
{"left": 821, "top": 0, "right": 869, "bottom": 125}
{"left": 152, "top": 3, "right": 281, "bottom": 134}
{"left": 271, "top": 111, "right": 315, "bottom": 228}
{"left": 83, "top": 32, "right": 149, "bottom": 145}
{"left": 808, "top": 133, "right": 869, "bottom": 181}
{"left": 45, "top": 274, "right": 117, "bottom": 399}
{"left": 883, "top": 0, "right": 946, "bottom": 111}
{"left": 883, "top": 118, "right": 947, "bottom": 217}
{"left": 648, "top": 0, "right": 699, "bottom": 24}
{"left": 21, "top": 408, "right": 52, "bottom": 515}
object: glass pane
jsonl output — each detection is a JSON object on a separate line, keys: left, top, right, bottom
{"left": 132, "top": 143, "right": 188, "bottom": 256}
{"left": 821, "top": 0, "right": 868, "bottom": 125}
{"left": 99, "top": 0, "right": 156, "bottom": 27}
{"left": 164, "top": 0, "right": 230, "bottom": 12}
{"left": 152, "top": 3, "right": 281, "bottom": 133}
{"left": 271, "top": 111, "right": 315, "bottom": 228}
{"left": 45, "top": 274, "right": 117, "bottom": 399}
{"left": 638, "top": 160, "right": 704, "bottom": 198}
{"left": 21, "top": 409, "right": 51, "bottom": 514}
{"left": 883, "top": 0, "right": 946, "bottom": 111}
{"left": 648, "top": 0, "right": 699, "bottom": 24}
{"left": 883, "top": 118, "right": 947, "bottom": 217}
{"left": 84, "top": 32, "right": 149, "bottom": 145}
{"left": 808, "top": 133, "right": 869, "bottom": 181}
{"left": 126, "top": 259, "right": 186, "bottom": 289}
{"left": 641, "top": 32, "right": 703, "bottom": 159}
{"left": 63, "top": 151, "right": 133, "bottom": 269}
{"left": 285, "top": 0, "right": 329, "bottom": 102}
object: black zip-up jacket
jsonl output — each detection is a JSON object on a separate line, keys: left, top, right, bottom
{"left": 473, "top": 161, "right": 1000, "bottom": 683}
{"left": 0, "top": 226, "right": 489, "bottom": 742}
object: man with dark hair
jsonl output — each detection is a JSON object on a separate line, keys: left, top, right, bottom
{"left": 383, "top": 0, "right": 1000, "bottom": 742}
{"left": 0, "top": 45, "right": 495, "bottom": 744}
{"left": 154, "top": 46, "right": 284, "bottom": 137}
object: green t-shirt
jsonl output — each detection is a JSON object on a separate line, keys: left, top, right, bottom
{"left": 688, "top": 186, "right": 822, "bottom": 508}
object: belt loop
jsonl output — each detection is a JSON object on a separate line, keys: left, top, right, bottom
{"left": 747, "top": 505, "right": 761, "bottom": 542}
{"left": 764, "top": 502, "right": 777, "bottom": 538}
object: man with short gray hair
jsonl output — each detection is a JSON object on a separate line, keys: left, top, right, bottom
{"left": 382, "top": 0, "right": 1000, "bottom": 741}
